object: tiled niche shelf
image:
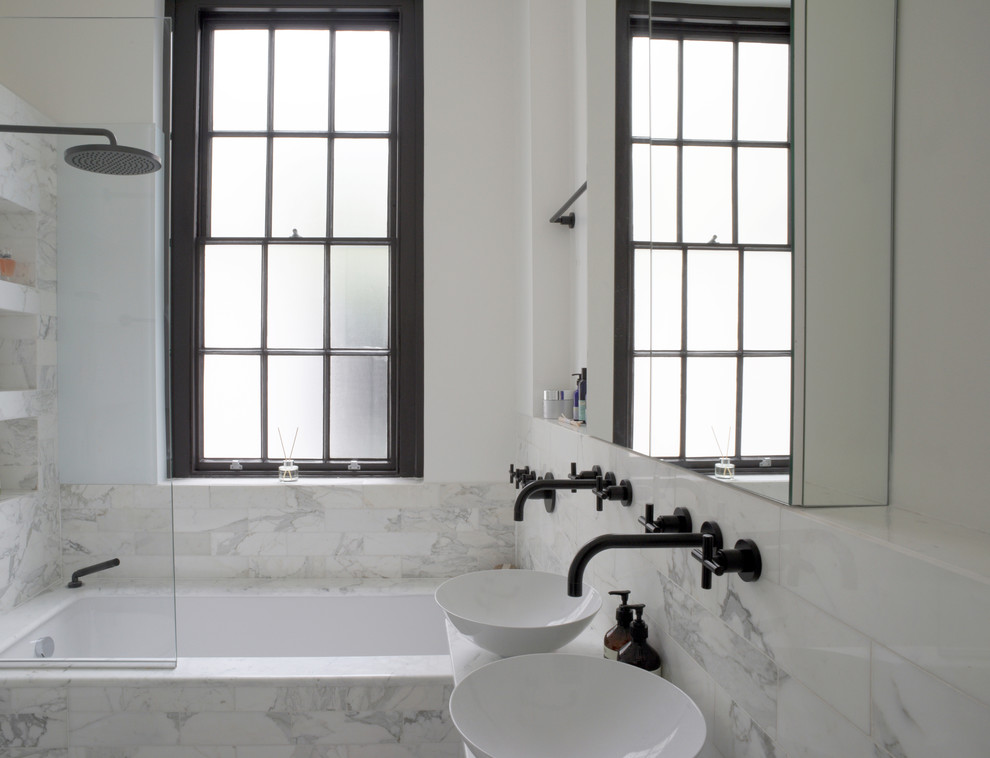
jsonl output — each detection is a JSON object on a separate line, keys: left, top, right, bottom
{"left": 0, "top": 181, "right": 42, "bottom": 500}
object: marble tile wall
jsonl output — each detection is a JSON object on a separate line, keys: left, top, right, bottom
{"left": 0, "top": 679, "right": 463, "bottom": 757}
{"left": 61, "top": 481, "right": 516, "bottom": 581}
{"left": 515, "top": 417, "right": 990, "bottom": 758}
{"left": 0, "top": 83, "right": 60, "bottom": 612}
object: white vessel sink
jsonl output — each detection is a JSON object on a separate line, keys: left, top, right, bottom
{"left": 450, "top": 653, "right": 706, "bottom": 758}
{"left": 435, "top": 570, "right": 601, "bottom": 657}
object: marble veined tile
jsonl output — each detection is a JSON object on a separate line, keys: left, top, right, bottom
{"left": 776, "top": 675, "right": 877, "bottom": 758}
{"left": 661, "top": 574, "right": 779, "bottom": 735}
{"left": 781, "top": 508, "right": 990, "bottom": 708}
{"left": 872, "top": 643, "right": 990, "bottom": 758}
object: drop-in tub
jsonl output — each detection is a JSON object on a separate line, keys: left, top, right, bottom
{"left": 0, "top": 580, "right": 460, "bottom": 754}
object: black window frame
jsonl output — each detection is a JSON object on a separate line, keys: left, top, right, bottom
{"left": 170, "top": 0, "right": 423, "bottom": 478}
{"left": 613, "top": 0, "right": 792, "bottom": 473}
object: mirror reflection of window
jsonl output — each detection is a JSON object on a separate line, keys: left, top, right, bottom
{"left": 623, "top": 5, "right": 791, "bottom": 469}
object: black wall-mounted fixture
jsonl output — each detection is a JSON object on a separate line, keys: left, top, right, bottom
{"left": 0, "top": 124, "right": 161, "bottom": 175}
{"left": 691, "top": 528, "right": 762, "bottom": 589}
{"left": 592, "top": 473, "right": 633, "bottom": 509}
{"left": 549, "top": 181, "right": 588, "bottom": 228}
{"left": 67, "top": 558, "right": 121, "bottom": 588}
{"left": 566, "top": 521, "right": 762, "bottom": 595}
{"left": 638, "top": 503, "right": 693, "bottom": 534}
{"left": 508, "top": 463, "right": 537, "bottom": 489}
{"left": 514, "top": 471, "right": 602, "bottom": 521}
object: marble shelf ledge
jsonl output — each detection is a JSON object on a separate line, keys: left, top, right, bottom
{"left": 0, "top": 277, "right": 38, "bottom": 314}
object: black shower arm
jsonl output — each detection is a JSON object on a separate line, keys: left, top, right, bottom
{"left": 0, "top": 124, "right": 117, "bottom": 145}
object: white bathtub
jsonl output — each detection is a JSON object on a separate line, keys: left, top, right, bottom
{"left": 0, "top": 581, "right": 460, "bottom": 753}
{"left": 0, "top": 581, "right": 450, "bottom": 664}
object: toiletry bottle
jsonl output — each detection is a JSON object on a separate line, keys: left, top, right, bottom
{"left": 572, "top": 372, "right": 582, "bottom": 421}
{"left": 618, "top": 604, "right": 662, "bottom": 675}
{"left": 604, "top": 590, "right": 633, "bottom": 660}
{"left": 578, "top": 367, "right": 587, "bottom": 422}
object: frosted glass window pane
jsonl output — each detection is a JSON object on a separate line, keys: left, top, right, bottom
{"left": 267, "top": 245, "right": 325, "bottom": 349}
{"left": 273, "top": 30, "right": 329, "bottom": 131}
{"left": 632, "top": 357, "right": 680, "bottom": 457}
{"left": 682, "top": 147, "right": 732, "bottom": 243}
{"left": 204, "top": 245, "right": 261, "bottom": 348}
{"left": 685, "top": 357, "right": 736, "bottom": 457}
{"left": 738, "top": 148, "right": 788, "bottom": 244}
{"left": 210, "top": 137, "right": 267, "bottom": 237}
{"left": 203, "top": 355, "right": 260, "bottom": 458}
{"left": 271, "top": 138, "right": 328, "bottom": 238}
{"left": 335, "top": 30, "right": 391, "bottom": 132}
{"left": 330, "top": 246, "right": 389, "bottom": 349}
{"left": 741, "top": 356, "right": 791, "bottom": 456}
{"left": 687, "top": 248, "right": 738, "bottom": 350}
{"left": 649, "top": 39, "right": 680, "bottom": 139}
{"left": 332, "top": 138, "right": 389, "bottom": 238}
{"left": 683, "top": 40, "right": 733, "bottom": 139}
{"left": 267, "top": 355, "right": 324, "bottom": 459}
{"left": 632, "top": 38, "right": 678, "bottom": 139}
{"left": 738, "top": 42, "right": 789, "bottom": 141}
{"left": 632, "top": 145, "right": 677, "bottom": 242}
{"left": 212, "top": 29, "right": 268, "bottom": 131}
{"left": 330, "top": 356, "right": 388, "bottom": 459}
{"left": 744, "top": 250, "right": 791, "bottom": 350}
{"left": 633, "top": 248, "right": 681, "bottom": 351}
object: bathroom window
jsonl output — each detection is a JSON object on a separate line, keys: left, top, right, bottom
{"left": 170, "top": 1, "right": 423, "bottom": 477}
{"left": 614, "top": 2, "right": 792, "bottom": 470}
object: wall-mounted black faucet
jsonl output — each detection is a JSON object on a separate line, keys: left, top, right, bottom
{"left": 508, "top": 464, "right": 537, "bottom": 489}
{"left": 566, "top": 521, "right": 761, "bottom": 595}
{"left": 513, "top": 472, "right": 601, "bottom": 521}
{"left": 67, "top": 558, "right": 120, "bottom": 588}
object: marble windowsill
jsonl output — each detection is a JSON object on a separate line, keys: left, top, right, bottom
{"left": 171, "top": 477, "right": 425, "bottom": 487}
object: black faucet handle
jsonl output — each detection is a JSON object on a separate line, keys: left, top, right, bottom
{"left": 510, "top": 465, "right": 536, "bottom": 488}
{"left": 569, "top": 462, "right": 602, "bottom": 480}
{"left": 690, "top": 521, "right": 761, "bottom": 589}
{"left": 640, "top": 505, "right": 692, "bottom": 533}
{"left": 690, "top": 521, "right": 723, "bottom": 590}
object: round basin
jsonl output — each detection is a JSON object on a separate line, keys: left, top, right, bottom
{"left": 435, "top": 570, "right": 601, "bottom": 657}
{"left": 450, "top": 653, "right": 706, "bottom": 758}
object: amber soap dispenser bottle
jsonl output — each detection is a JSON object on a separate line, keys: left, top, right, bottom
{"left": 603, "top": 590, "right": 634, "bottom": 660}
{"left": 618, "top": 603, "right": 662, "bottom": 674}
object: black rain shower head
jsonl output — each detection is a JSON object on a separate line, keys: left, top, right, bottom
{"left": 0, "top": 124, "right": 161, "bottom": 176}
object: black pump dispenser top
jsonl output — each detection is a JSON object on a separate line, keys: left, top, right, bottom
{"left": 628, "top": 603, "right": 649, "bottom": 641}
{"left": 609, "top": 590, "right": 633, "bottom": 624}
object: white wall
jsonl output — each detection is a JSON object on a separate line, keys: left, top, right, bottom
{"left": 421, "top": 0, "right": 529, "bottom": 480}
{"left": 888, "top": 0, "right": 990, "bottom": 532}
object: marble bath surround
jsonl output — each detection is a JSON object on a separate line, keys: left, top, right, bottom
{"left": 61, "top": 481, "right": 517, "bottom": 583}
{"left": 0, "top": 579, "right": 463, "bottom": 757}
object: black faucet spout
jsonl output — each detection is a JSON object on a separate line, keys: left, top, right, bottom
{"left": 566, "top": 533, "right": 705, "bottom": 596}
{"left": 67, "top": 558, "right": 120, "bottom": 588}
{"left": 513, "top": 476, "right": 599, "bottom": 521}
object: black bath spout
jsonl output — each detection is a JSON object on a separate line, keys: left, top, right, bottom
{"left": 67, "top": 558, "right": 120, "bottom": 588}
{"left": 513, "top": 474, "right": 600, "bottom": 521}
{"left": 566, "top": 533, "right": 707, "bottom": 596}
